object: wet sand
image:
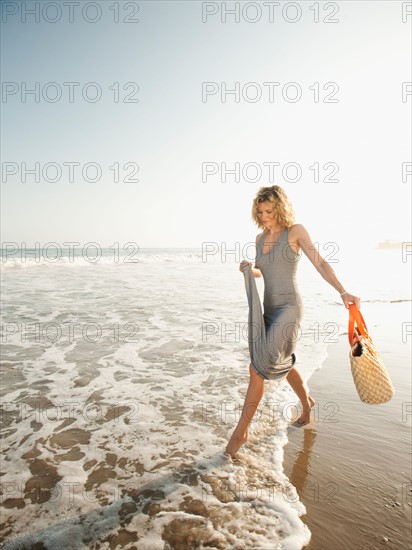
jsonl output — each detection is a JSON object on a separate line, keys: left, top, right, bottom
{"left": 283, "top": 312, "right": 411, "bottom": 550}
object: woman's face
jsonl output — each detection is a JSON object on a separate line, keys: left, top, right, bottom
{"left": 257, "top": 201, "right": 277, "bottom": 227}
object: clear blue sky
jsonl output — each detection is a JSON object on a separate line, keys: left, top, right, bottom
{"left": 1, "top": 1, "right": 411, "bottom": 249}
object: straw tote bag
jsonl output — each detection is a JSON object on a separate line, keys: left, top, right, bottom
{"left": 348, "top": 303, "right": 394, "bottom": 404}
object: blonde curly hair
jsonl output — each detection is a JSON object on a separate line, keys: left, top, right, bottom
{"left": 251, "top": 185, "right": 295, "bottom": 231}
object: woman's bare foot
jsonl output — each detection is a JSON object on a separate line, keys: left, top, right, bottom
{"left": 297, "top": 395, "right": 316, "bottom": 425}
{"left": 224, "top": 428, "right": 249, "bottom": 458}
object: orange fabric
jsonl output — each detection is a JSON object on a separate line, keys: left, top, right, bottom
{"left": 348, "top": 303, "right": 369, "bottom": 346}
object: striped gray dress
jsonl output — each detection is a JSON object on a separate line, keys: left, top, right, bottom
{"left": 243, "top": 227, "right": 304, "bottom": 380}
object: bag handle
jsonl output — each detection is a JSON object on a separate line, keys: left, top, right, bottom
{"left": 348, "top": 303, "right": 369, "bottom": 346}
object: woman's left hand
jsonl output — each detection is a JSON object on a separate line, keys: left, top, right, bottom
{"left": 341, "top": 292, "right": 361, "bottom": 309}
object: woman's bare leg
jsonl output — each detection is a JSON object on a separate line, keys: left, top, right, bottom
{"left": 225, "top": 363, "right": 264, "bottom": 458}
{"left": 286, "top": 366, "right": 315, "bottom": 425}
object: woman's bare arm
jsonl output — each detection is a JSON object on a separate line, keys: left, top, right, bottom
{"left": 290, "top": 224, "right": 361, "bottom": 308}
{"left": 253, "top": 233, "right": 262, "bottom": 277}
{"left": 239, "top": 234, "right": 263, "bottom": 277}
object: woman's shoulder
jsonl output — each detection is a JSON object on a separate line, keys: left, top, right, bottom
{"left": 255, "top": 231, "right": 265, "bottom": 243}
{"left": 287, "top": 223, "right": 305, "bottom": 234}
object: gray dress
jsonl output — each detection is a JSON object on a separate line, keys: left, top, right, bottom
{"left": 243, "top": 227, "right": 303, "bottom": 381}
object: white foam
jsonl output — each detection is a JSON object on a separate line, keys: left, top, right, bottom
{"left": 3, "top": 249, "right": 405, "bottom": 547}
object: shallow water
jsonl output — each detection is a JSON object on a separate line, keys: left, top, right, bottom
{"left": 1, "top": 247, "right": 409, "bottom": 548}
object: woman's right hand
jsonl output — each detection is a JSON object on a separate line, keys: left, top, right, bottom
{"left": 239, "top": 261, "right": 252, "bottom": 273}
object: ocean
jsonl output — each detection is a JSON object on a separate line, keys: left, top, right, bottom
{"left": 1, "top": 244, "right": 410, "bottom": 549}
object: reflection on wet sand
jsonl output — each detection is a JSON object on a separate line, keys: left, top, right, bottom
{"left": 287, "top": 426, "right": 318, "bottom": 503}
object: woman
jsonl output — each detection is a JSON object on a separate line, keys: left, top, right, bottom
{"left": 225, "top": 185, "right": 361, "bottom": 458}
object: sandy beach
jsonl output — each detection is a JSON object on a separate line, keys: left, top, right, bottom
{"left": 283, "top": 300, "right": 411, "bottom": 550}
{"left": 1, "top": 252, "right": 410, "bottom": 548}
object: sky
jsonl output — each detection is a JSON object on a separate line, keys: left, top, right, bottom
{"left": 1, "top": 0, "right": 411, "bottom": 251}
